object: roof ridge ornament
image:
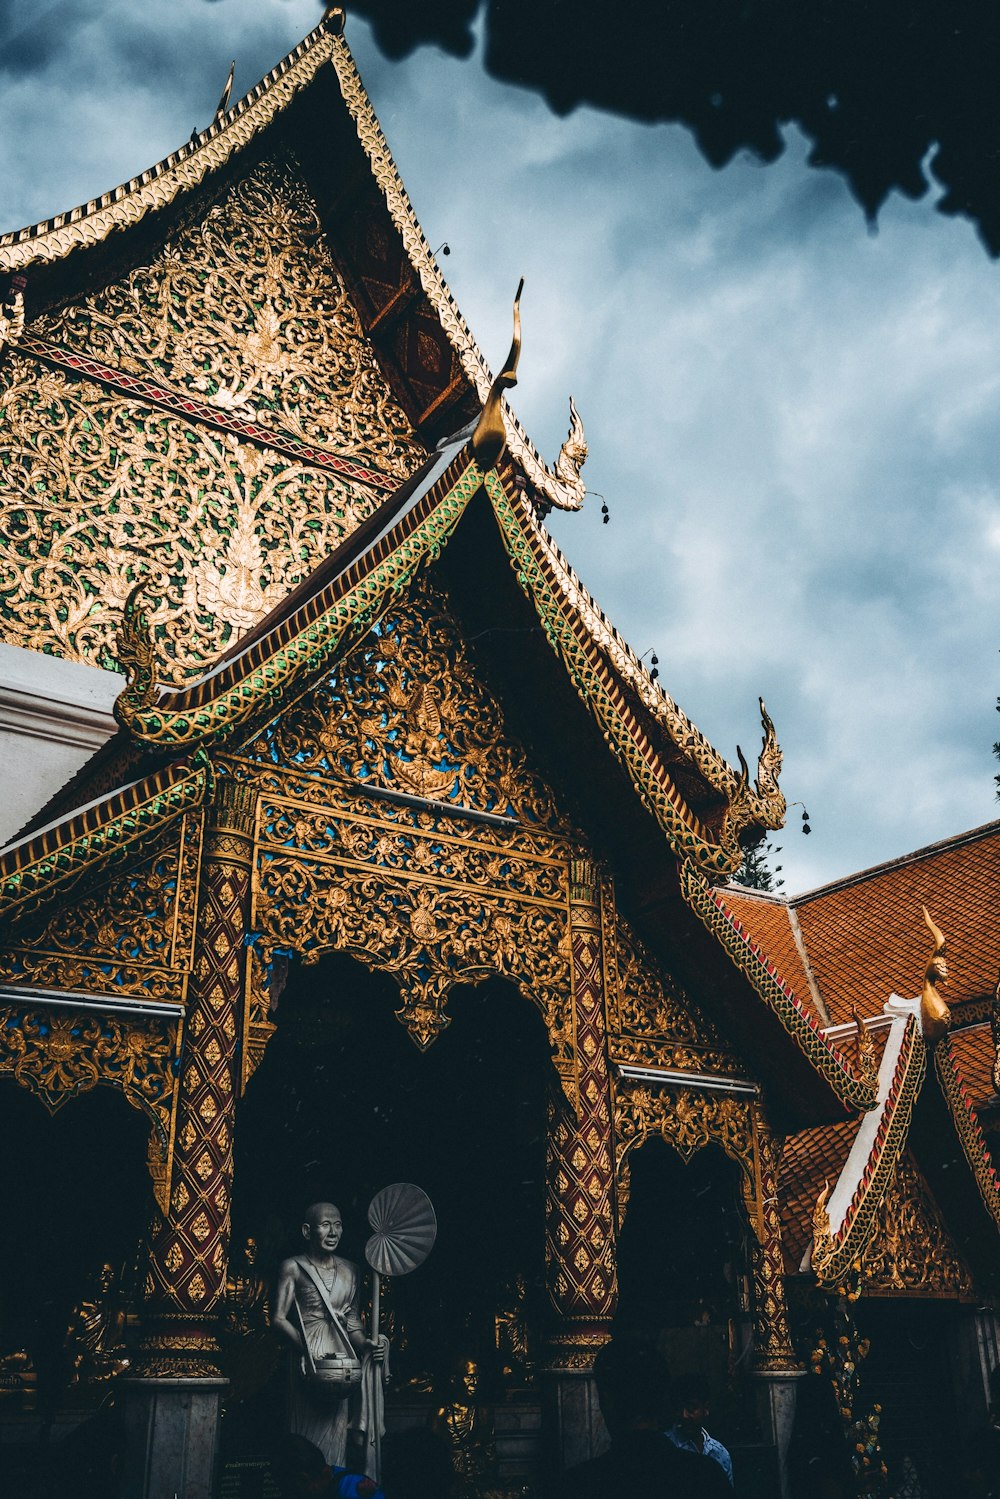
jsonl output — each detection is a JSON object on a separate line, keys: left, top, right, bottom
{"left": 113, "top": 585, "right": 159, "bottom": 732}
{"left": 723, "top": 699, "right": 786, "bottom": 862}
{"left": 471, "top": 279, "right": 523, "bottom": 471}
{"left": 920, "top": 907, "right": 951, "bottom": 1041}
{"left": 534, "top": 396, "right": 588, "bottom": 516}
{"left": 214, "top": 61, "right": 237, "bottom": 122}
{"left": 852, "top": 1005, "right": 879, "bottom": 1091}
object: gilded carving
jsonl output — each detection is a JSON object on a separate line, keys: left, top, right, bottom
{"left": 35, "top": 156, "right": 423, "bottom": 476}
{"left": 920, "top": 908, "right": 951, "bottom": 1041}
{"left": 612, "top": 1080, "right": 755, "bottom": 1224}
{"left": 1, "top": 156, "right": 426, "bottom": 678}
{"left": 0, "top": 283, "right": 25, "bottom": 356}
{"left": 239, "top": 579, "right": 580, "bottom": 1072}
{"left": 862, "top": 1154, "right": 972, "bottom": 1296}
{"left": 0, "top": 357, "right": 390, "bottom": 678}
{"left": 603, "top": 891, "right": 741, "bottom": 1076}
{"left": 0, "top": 814, "right": 202, "bottom": 1005}
{"left": 611, "top": 1079, "right": 796, "bottom": 1368}
{"left": 255, "top": 849, "right": 572, "bottom": 1065}
{"left": 853, "top": 1006, "right": 879, "bottom": 1092}
{"left": 0, "top": 1004, "right": 179, "bottom": 1211}
{"left": 241, "top": 578, "right": 568, "bottom": 831}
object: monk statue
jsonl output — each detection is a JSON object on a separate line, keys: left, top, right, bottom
{"left": 493, "top": 1273, "right": 533, "bottom": 1387}
{"left": 273, "top": 1202, "right": 388, "bottom": 1475}
{"left": 224, "top": 1235, "right": 270, "bottom": 1338}
{"left": 433, "top": 1358, "right": 496, "bottom": 1495}
{"left": 64, "top": 1262, "right": 130, "bottom": 1385}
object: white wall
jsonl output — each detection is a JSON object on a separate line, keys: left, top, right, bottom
{"left": 0, "top": 643, "right": 120, "bottom": 846}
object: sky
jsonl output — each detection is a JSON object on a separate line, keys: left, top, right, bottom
{"left": 1, "top": 0, "right": 999, "bottom": 893}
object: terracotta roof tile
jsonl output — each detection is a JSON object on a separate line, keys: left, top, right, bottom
{"left": 778, "top": 1119, "right": 859, "bottom": 1271}
{"left": 949, "top": 1025, "right": 998, "bottom": 1115}
{"left": 792, "top": 822, "right": 1000, "bottom": 1025}
{"left": 721, "top": 886, "right": 813, "bottom": 1003}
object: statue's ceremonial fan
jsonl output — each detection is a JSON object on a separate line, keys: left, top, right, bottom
{"left": 365, "top": 1184, "right": 436, "bottom": 1478}
{"left": 365, "top": 1182, "right": 437, "bottom": 1277}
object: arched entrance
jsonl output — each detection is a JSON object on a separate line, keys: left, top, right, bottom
{"left": 0, "top": 1082, "right": 150, "bottom": 1420}
{"left": 231, "top": 953, "right": 554, "bottom": 1472}
{"left": 614, "top": 1135, "right": 762, "bottom": 1470}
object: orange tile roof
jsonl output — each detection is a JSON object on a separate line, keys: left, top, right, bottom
{"left": 778, "top": 1119, "right": 859, "bottom": 1271}
{"left": 949, "top": 1024, "right": 998, "bottom": 1115}
{"left": 791, "top": 822, "right": 1000, "bottom": 1026}
{"left": 721, "top": 885, "right": 814, "bottom": 1009}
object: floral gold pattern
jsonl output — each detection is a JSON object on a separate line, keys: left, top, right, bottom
{"left": 863, "top": 1154, "right": 973, "bottom": 1296}
{"left": 0, "top": 156, "right": 424, "bottom": 679}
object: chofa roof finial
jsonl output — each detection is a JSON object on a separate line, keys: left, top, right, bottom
{"left": 214, "top": 61, "right": 237, "bottom": 121}
{"left": 920, "top": 906, "right": 951, "bottom": 1041}
{"left": 471, "top": 279, "right": 523, "bottom": 471}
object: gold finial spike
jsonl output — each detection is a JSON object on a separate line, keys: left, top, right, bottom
{"left": 471, "top": 278, "right": 523, "bottom": 471}
{"left": 214, "top": 61, "right": 237, "bottom": 121}
{"left": 920, "top": 905, "right": 951, "bottom": 1042}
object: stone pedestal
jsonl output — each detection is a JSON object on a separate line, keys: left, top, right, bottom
{"left": 753, "top": 1370, "right": 805, "bottom": 1499}
{"left": 120, "top": 1377, "right": 227, "bottom": 1499}
{"left": 542, "top": 1367, "right": 608, "bottom": 1476}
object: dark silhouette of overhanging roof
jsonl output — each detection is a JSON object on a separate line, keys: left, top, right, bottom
{"left": 342, "top": 0, "right": 1000, "bottom": 256}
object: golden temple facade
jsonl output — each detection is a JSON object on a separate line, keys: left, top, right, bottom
{"left": 0, "top": 11, "right": 998, "bottom": 1499}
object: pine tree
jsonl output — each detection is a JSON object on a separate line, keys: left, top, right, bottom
{"left": 734, "top": 838, "right": 784, "bottom": 891}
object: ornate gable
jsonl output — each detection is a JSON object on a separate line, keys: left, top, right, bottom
{"left": 0, "top": 812, "right": 202, "bottom": 1006}
{"left": 0, "top": 154, "right": 426, "bottom": 680}
{"left": 862, "top": 1152, "right": 973, "bottom": 1297}
{"left": 238, "top": 573, "right": 568, "bottom": 829}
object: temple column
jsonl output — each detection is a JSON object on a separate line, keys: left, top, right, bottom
{"left": 121, "top": 777, "right": 255, "bottom": 1499}
{"left": 746, "top": 1108, "right": 802, "bottom": 1499}
{"left": 543, "top": 859, "right": 618, "bottom": 1477}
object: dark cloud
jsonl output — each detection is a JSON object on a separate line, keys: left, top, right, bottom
{"left": 0, "top": 3, "right": 997, "bottom": 889}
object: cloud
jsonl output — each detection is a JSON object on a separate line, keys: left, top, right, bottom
{"left": 1, "top": 3, "right": 997, "bottom": 892}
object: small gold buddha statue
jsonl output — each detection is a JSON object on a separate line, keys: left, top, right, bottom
{"left": 494, "top": 1274, "right": 533, "bottom": 1387}
{"left": 64, "top": 1262, "right": 129, "bottom": 1384}
{"left": 223, "top": 1235, "right": 270, "bottom": 1338}
{"left": 433, "top": 1358, "right": 496, "bottom": 1495}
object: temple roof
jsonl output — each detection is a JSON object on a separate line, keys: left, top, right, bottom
{"left": 0, "top": 14, "right": 877, "bottom": 1128}
{"left": 724, "top": 819, "right": 1000, "bottom": 1028}
{"left": 1, "top": 10, "right": 587, "bottom": 512}
{"left": 0, "top": 424, "right": 869, "bottom": 1125}
{"left": 0, "top": 8, "right": 785, "bottom": 858}
{"left": 755, "top": 823, "right": 1000, "bottom": 1289}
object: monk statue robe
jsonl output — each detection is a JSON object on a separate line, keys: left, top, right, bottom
{"left": 273, "top": 1203, "right": 388, "bottom": 1476}
{"left": 64, "top": 1262, "right": 129, "bottom": 1384}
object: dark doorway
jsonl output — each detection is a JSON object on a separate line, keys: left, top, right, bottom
{"left": 614, "top": 1135, "right": 755, "bottom": 1459}
{"left": 0, "top": 1081, "right": 151, "bottom": 1414}
{"left": 234, "top": 954, "right": 554, "bottom": 1394}
{"left": 615, "top": 1135, "right": 746, "bottom": 1335}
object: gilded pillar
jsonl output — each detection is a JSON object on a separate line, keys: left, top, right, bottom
{"left": 543, "top": 859, "right": 618, "bottom": 1469}
{"left": 745, "top": 1110, "right": 797, "bottom": 1374}
{"left": 745, "top": 1110, "right": 801, "bottom": 1499}
{"left": 136, "top": 777, "right": 255, "bottom": 1375}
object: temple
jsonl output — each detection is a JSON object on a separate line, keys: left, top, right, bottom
{"left": 0, "top": 10, "right": 997, "bottom": 1498}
